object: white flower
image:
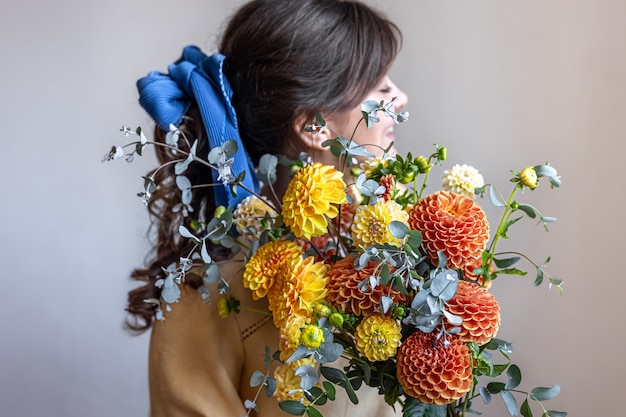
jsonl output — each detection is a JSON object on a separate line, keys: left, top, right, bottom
{"left": 233, "top": 195, "right": 277, "bottom": 238}
{"left": 442, "top": 164, "right": 484, "bottom": 198}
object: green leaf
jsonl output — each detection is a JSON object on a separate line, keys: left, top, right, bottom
{"left": 520, "top": 399, "right": 533, "bottom": 417}
{"left": 506, "top": 364, "right": 522, "bottom": 389}
{"left": 279, "top": 400, "right": 306, "bottom": 415}
{"left": 320, "top": 366, "right": 345, "bottom": 384}
{"left": 322, "top": 381, "right": 336, "bottom": 401}
{"left": 500, "top": 390, "right": 519, "bottom": 416}
{"left": 342, "top": 374, "right": 359, "bottom": 404}
{"left": 517, "top": 203, "right": 537, "bottom": 218}
{"left": 306, "top": 406, "right": 324, "bottom": 417}
{"left": 493, "top": 256, "right": 521, "bottom": 269}
{"left": 544, "top": 411, "right": 567, "bottom": 417}
{"left": 487, "top": 382, "right": 506, "bottom": 393}
{"left": 530, "top": 385, "right": 561, "bottom": 401}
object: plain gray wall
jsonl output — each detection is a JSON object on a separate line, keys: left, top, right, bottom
{"left": 2, "top": 0, "right": 623, "bottom": 416}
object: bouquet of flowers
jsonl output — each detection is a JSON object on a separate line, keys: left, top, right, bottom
{"left": 106, "top": 99, "right": 566, "bottom": 417}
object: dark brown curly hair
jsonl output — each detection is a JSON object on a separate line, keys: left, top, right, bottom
{"left": 126, "top": 0, "right": 402, "bottom": 332}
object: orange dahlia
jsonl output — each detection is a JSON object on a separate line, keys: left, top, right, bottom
{"left": 282, "top": 162, "right": 347, "bottom": 239}
{"left": 355, "top": 315, "right": 402, "bottom": 361}
{"left": 268, "top": 255, "right": 329, "bottom": 327}
{"left": 396, "top": 331, "right": 473, "bottom": 405}
{"left": 243, "top": 240, "right": 302, "bottom": 299}
{"left": 446, "top": 280, "right": 500, "bottom": 346}
{"left": 408, "top": 190, "right": 489, "bottom": 270}
{"left": 326, "top": 256, "right": 407, "bottom": 317}
{"left": 462, "top": 257, "right": 493, "bottom": 289}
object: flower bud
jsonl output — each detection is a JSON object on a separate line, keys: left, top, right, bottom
{"left": 437, "top": 146, "right": 447, "bottom": 161}
{"left": 300, "top": 324, "right": 325, "bottom": 349}
{"left": 520, "top": 166, "right": 538, "bottom": 189}
{"left": 214, "top": 205, "right": 227, "bottom": 218}
{"left": 313, "top": 304, "right": 331, "bottom": 320}
{"left": 329, "top": 312, "right": 345, "bottom": 328}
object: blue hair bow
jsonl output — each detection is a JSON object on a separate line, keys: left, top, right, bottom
{"left": 136, "top": 45, "right": 260, "bottom": 209}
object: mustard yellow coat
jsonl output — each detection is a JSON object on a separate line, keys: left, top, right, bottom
{"left": 148, "top": 259, "right": 400, "bottom": 417}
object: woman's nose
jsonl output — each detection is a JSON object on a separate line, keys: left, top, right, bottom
{"left": 390, "top": 79, "right": 408, "bottom": 110}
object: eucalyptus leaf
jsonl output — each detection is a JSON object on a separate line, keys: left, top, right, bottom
{"left": 489, "top": 185, "right": 506, "bottom": 207}
{"left": 494, "top": 256, "right": 521, "bottom": 269}
{"left": 161, "top": 275, "right": 181, "bottom": 304}
{"left": 175, "top": 153, "right": 193, "bottom": 175}
{"left": 265, "top": 376, "right": 277, "bottom": 397}
{"left": 402, "top": 397, "right": 447, "bottom": 417}
{"left": 544, "top": 411, "right": 567, "bottom": 417}
{"left": 430, "top": 270, "right": 458, "bottom": 301}
{"left": 530, "top": 385, "right": 560, "bottom": 401}
{"left": 200, "top": 240, "right": 212, "bottom": 264}
{"left": 250, "top": 370, "right": 265, "bottom": 387}
{"left": 203, "top": 263, "right": 220, "bottom": 284}
{"left": 517, "top": 203, "right": 537, "bottom": 219}
{"left": 533, "top": 164, "right": 557, "bottom": 178}
{"left": 178, "top": 225, "right": 198, "bottom": 241}
{"left": 322, "top": 381, "right": 336, "bottom": 401}
{"left": 258, "top": 154, "right": 278, "bottom": 185}
{"left": 175, "top": 175, "right": 192, "bottom": 191}
{"left": 486, "top": 382, "right": 506, "bottom": 394}
{"left": 442, "top": 309, "right": 463, "bottom": 326}
{"left": 389, "top": 220, "right": 410, "bottom": 239}
{"left": 244, "top": 399, "right": 257, "bottom": 410}
{"left": 500, "top": 390, "right": 519, "bottom": 416}
{"left": 295, "top": 364, "right": 319, "bottom": 391}
{"left": 320, "top": 366, "right": 345, "bottom": 384}
{"left": 287, "top": 345, "right": 311, "bottom": 363}
{"left": 479, "top": 387, "right": 492, "bottom": 404}
{"left": 221, "top": 139, "right": 238, "bottom": 158}
{"left": 505, "top": 364, "right": 522, "bottom": 389}
{"left": 317, "top": 342, "right": 343, "bottom": 364}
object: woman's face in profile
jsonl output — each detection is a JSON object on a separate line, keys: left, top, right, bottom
{"left": 325, "top": 75, "right": 408, "bottom": 160}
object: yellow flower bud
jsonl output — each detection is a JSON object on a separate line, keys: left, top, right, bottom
{"left": 520, "top": 166, "right": 538, "bottom": 189}
{"left": 329, "top": 312, "right": 345, "bottom": 328}
{"left": 216, "top": 298, "right": 230, "bottom": 318}
{"left": 300, "top": 324, "right": 325, "bottom": 349}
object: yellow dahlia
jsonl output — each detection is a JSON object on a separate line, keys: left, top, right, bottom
{"left": 281, "top": 162, "right": 347, "bottom": 239}
{"left": 408, "top": 191, "right": 489, "bottom": 270}
{"left": 396, "top": 331, "right": 473, "bottom": 405}
{"left": 242, "top": 240, "right": 302, "bottom": 300}
{"left": 279, "top": 314, "right": 310, "bottom": 361}
{"left": 268, "top": 255, "right": 329, "bottom": 327}
{"left": 442, "top": 164, "right": 484, "bottom": 199}
{"left": 352, "top": 199, "right": 409, "bottom": 248}
{"left": 326, "top": 256, "right": 407, "bottom": 317}
{"left": 361, "top": 157, "right": 390, "bottom": 178}
{"left": 355, "top": 315, "right": 402, "bottom": 362}
{"left": 446, "top": 280, "right": 500, "bottom": 346}
{"left": 233, "top": 195, "right": 277, "bottom": 238}
{"left": 274, "top": 358, "right": 316, "bottom": 402}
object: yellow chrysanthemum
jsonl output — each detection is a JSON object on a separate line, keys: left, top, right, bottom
{"left": 243, "top": 240, "right": 302, "bottom": 300}
{"left": 300, "top": 323, "right": 325, "bottom": 349}
{"left": 233, "top": 195, "right": 277, "bottom": 238}
{"left": 274, "top": 358, "right": 317, "bottom": 402}
{"left": 351, "top": 199, "right": 409, "bottom": 248}
{"left": 268, "top": 255, "right": 329, "bottom": 328}
{"left": 279, "top": 314, "right": 310, "bottom": 361}
{"left": 355, "top": 315, "right": 402, "bottom": 362}
{"left": 442, "top": 164, "right": 484, "bottom": 199}
{"left": 282, "top": 162, "right": 347, "bottom": 239}
{"left": 216, "top": 296, "right": 239, "bottom": 318}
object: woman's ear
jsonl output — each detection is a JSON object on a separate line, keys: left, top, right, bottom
{"left": 292, "top": 115, "right": 332, "bottom": 152}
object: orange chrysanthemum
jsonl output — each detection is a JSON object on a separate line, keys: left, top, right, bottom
{"left": 268, "top": 255, "right": 329, "bottom": 327}
{"left": 408, "top": 191, "right": 489, "bottom": 269}
{"left": 396, "top": 331, "right": 473, "bottom": 405}
{"left": 282, "top": 162, "right": 347, "bottom": 239}
{"left": 379, "top": 174, "right": 395, "bottom": 201}
{"left": 243, "top": 240, "right": 302, "bottom": 300}
{"left": 446, "top": 280, "right": 500, "bottom": 346}
{"left": 355, "top": 315, "right": 402, "bottom": 361}
{"left": 326, "top": 256, "right": 407, "bottom": 317}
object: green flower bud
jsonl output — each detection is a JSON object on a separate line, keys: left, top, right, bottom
{"left": 214, "top": 205, "right": 227, "bottom": 218}
{"left": 437, "top": 146, "right": 447, "bottom": 161}
{"left": 329, "top": 312, "right": 345, "bottom": 328}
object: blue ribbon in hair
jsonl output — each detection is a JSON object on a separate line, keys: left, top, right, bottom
{"left": 136, "top": 45, "right": 259, "bottom": 209}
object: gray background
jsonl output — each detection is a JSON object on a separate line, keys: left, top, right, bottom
{"left": 2, "top": 0, "right": 623, "bottom": 415}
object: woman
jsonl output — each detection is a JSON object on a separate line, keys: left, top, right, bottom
{"left": 127, "top": 0, "right": 408, "bottom": 415}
